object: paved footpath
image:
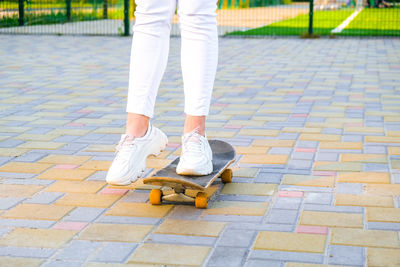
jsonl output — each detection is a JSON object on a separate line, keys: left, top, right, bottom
{"left": 0, "top": 35, "right": 399, "bottom": 267}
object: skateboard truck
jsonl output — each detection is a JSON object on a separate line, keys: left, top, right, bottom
{"left": 148, "top": 168, "right": 233, "bottom": 209}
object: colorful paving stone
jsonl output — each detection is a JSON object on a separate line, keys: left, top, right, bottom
{"left": 0, "top": 35, "right": 399, "bottom": 266}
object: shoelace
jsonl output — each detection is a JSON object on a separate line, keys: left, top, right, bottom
{"left": 114, "top": 135, "right": 136, "bottom": 160}
{"left": 182, "top": 130, "right": 203, "bottom": 155}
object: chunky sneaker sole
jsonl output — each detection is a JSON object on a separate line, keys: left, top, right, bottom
{"left": 176, "top": 160, "right": 213, "bottom": 176}
{"left": 106, "top": 125, "right": 168, "bottom": 186}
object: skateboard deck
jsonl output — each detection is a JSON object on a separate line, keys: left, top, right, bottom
{"left": 143, "top": 140, "right": 236, "bottom": 208}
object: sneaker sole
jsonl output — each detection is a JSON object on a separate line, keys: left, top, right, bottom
{"left": 128, "top": 129, "right": 168, "bottom": 183}
{"left": 176, "top": 161, "right": 213, "bottom": 176}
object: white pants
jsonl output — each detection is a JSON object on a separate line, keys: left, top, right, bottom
{"left": 126, "top": 0, "right": 218, "bottom": 118}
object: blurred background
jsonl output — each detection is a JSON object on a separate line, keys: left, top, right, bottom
{"left": 0, "top": 0, "right": 399, "bottom": 36}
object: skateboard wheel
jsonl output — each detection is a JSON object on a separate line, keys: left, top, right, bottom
{"left": 195, "top": 192, "right": 208, "bottom": 209}
{"left": 149, "top": 189, "right": 162, "bottom": 205}
{"left": 221, "top": 169, "right": 232, "bottom": 184}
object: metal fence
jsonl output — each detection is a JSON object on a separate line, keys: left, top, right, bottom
{"left": 1, "top": 0, "right": 399, "bottom": 36}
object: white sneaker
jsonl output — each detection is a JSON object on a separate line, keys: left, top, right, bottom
{"left": 176, "top": 130, "right": 213, "bottom": 176}
{"left": 106, "top": 124, "right": 168, "bottom": 185}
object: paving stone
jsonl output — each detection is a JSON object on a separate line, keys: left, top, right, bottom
{"left": 0, "top": 162, "right": 53, "bottom": 174}
{"left": 0, "top": 197, "right": 24, "bottom": 209}
{"left": 320, "top": 142, "right": 363, "bottom": 150}
{"left": 252, "top": 140, "right": 295, "bottom": 147}
{"left": 367, "top": 248, "right": 400, "bottom": 267}
{"left": 18, "top": 141, "right": 66, "bottom": 150}
{"left": 53, "top": 240, "right": 101, "bottom": 261}
{"left": 55, "top": 193, "right": 120, "bottom": 208}
{"left": 305, "top": 193, "right": 332, "bottom": 205}
{"left": 315, "top": 152, "right": 338, "bottom": 161}
{"left": 63, "top": 207, "right": 105, "bottom": 222}
{"left": 0, "top": 139, "right": 25, "bottom": 148}
{"left": 269, "top": 147, "right": 292, "bottom": 155}
{"left": 145, "top": 233, "right": 216, "bottom": 246}
{"left": 106, "top": 202, "right": 173, "bottom": 218}
{"left": 41, "top": 260, "right": 83, "bottom": 267}
{"left": 300, "top": 211, "right": 363, "bottom": 228}
{"left": 205, "top": 201, "right": 268, "bottom": 216}
{"left": 335, "top": 194, "right": 394, "bottom": 207}
{"left": 366, "top": 207, "right": 400, "bottom": 222}
{"left": 221, "top": 183, "right": 277, "bottom": 196}
{"left": 166, "top": 206, "right": 202, "bottom": 220}
{"left": 340, "top": 153, "right": 387, "bottom": 163}
{"left": 79, "top": 223, "right": 153, "bottom": 242}
{"left": 97, "top": 215, "right": 161, "bottom": 225}
{"left": 234, "top": 146, "right": 269, "bottom": 155}
{"left": 254, "top": 172, "right": 282, "bottom": 184}
{"left": 0, "top": 257, "right": 43, "bottom": 266}
{"left": 292, "top": 152, "right": 314, "bottom": 160}
{"left": 364, "top": 146, "right": 387, "bottom": 154}
{"left": 389, "top": 147, "right": 400, "bottom": 155}
{"left": 266, "top": 209, "right": 298, "bottom": 224}
{"left": 217, "top": 228, "right": 255, "bottom": 248}
{"left": 300, "top": 134, "right": 340, "bottom": 142}
{"left": 78, "top": 160, "right": 111, "bottom": 171}
{"left": 272, "top": 197, "right": 302, "bottom": 210}
{"left": 128, "top": 243, "right": 210, "bottom": 266}
{"left": 37, "top": 169, "right": 95, "bottom": 181}
{"left": 287, "top": 160, "right": 313, "bottom": 169}
{"left": 1, "top": 203, "right": 74, "bottom": 221}
{"left": 313, "top": 161, "right": 363, "bottom": 172}
{"left": 0, "top": 246, "right": 56, "bottom": 258}
{"left": 330, "top": 228, "right": 399, "bottom": 248}
{"left": 304, "top": 204, "right": 363, "bottom": 214}
{"left": 45, "top": 180, "right": 106, "bottom": 193}
{"left": 91, "top": 242, "right": 137, "bottom": 263}
{"left": 13, "top": 152, "right": 47, "bottom": 162}
{"left": 286, "top": 264, "right": 348, "bottom": 267}
{"left": 207, "top": 246, "right": 247, "bottom": 267}
{"left": 233, "top": 168, "right": 259, "bottom": 178}
{"left": 54, "top": 221, "right": 88, "bottom": 231}
{"left": 365, "top": 136, "right": 400, "bottom": 143}
{"left": 0, "top": 184, "right": 44, "bottom": 197}
{"left": 249, "top": 250, "right": 324, "bottom": 264}
{"left": 245, "top": 259, "right": 283, "bottom": 267}
{"left": 155, "top": 219, "right": 225, "bottom": 237}
{"left": 239, "top": 129, "right": 279, "bottom": 137}
{"left": 336, "top": 183, "right": 363, "bottom": 194}
{"left": 366, "top": 184, "right": 400, "bottom": 196}
{"left": 0, "top": 228, "right": 77, "bottom": 248}
{"left": 240, "top": 154, "right": 288, "bottom": 165}
{"left": 282, "top": 174, "right": 334, "bottom": 188}
{"left": 254, "top": 232, "right": 326, "bottom": 253}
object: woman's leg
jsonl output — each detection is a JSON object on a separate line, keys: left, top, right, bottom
{"left": 178, "top": 0, "right": 218, "bottom": 135}
{"left": 175, "top": 0, "right": 218, "bottom": 175}
{"left": 126, "top": 0, "right": 177, "bottom": 137}
{"left": 106, "top": 0, "right": 176, "bottom": 185}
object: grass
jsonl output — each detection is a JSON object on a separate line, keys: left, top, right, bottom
{"left": 0, "top": 0, "right": 136, "bottom": 27}
{"left": 227, "top": 9, "right": 354, "bottom": 36}
{"left": 227, "top": 8, "right": 400, "bottom": 36}
{"left": 339, "top": 8, "right": 400, "bottom": 36}
{"left": 0, "top": 10, "right": 106, "bottom": 28}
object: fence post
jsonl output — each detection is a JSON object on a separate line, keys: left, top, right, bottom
{"left": 124, "top": 0, "right": 130, "bottom": 35}
{"left": 66, "top": 0, "right": 71, "bottom": 22}
{"left": 18, "top": 0, "right": 24, "bottom": 26}
{"left": 308, "top": 0, "right": 314, "bottom": 34}
{"left": 103, "top": 0, "right": 107, "bottom": 19}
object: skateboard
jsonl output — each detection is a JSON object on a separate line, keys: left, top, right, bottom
{"left": 143, "top": 140, "right": 236, "bottom": 209}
